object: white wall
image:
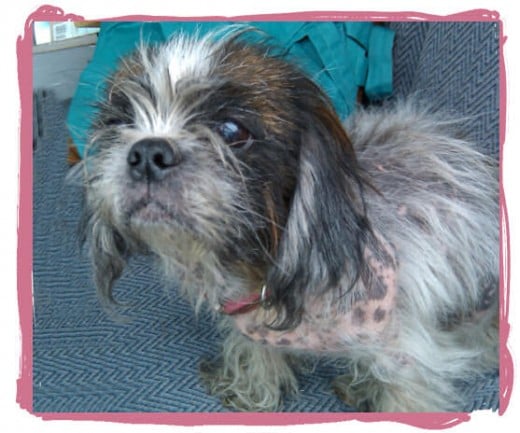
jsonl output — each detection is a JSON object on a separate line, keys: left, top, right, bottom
{"left": 33, "top": 41, "right": 96, "bottom": 101}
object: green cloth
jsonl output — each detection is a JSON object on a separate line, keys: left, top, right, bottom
{"left": 67, "top": 22, "right": 394, "bottom": 157}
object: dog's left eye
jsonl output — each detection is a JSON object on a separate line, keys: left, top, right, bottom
{"left": 216, "top": 120, "right": 254, "bottom": 149}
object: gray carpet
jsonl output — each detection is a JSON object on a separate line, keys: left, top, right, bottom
{"left": 32, "top": 22, "right": 500, "bottom": 413}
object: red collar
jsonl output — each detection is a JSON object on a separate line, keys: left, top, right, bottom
{"left": 219, "top": 285, "right": 269, "bottom": 315}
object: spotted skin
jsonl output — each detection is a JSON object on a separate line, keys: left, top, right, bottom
{"left": 233, "top": 236, "right": 398, "bottom": 352}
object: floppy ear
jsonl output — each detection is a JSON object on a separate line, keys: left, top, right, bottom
{"left": 266, "top": 96, "right": 372, "bottom": 330}
{"left": 79, "top": 206, "right": 129, "bottom": 304}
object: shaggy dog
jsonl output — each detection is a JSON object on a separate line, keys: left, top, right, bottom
{"left": 78, "top": 28, "right": 499, "bottom": 412}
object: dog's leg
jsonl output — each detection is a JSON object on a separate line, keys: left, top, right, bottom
{"left": 332, "top": 360, "right": 458, "bottom": 412}
{"left": 200, "top": 327, "right": 298, "bottom": 411}
{"left": 333, "top": 316, "right": 498, "bottom": 412}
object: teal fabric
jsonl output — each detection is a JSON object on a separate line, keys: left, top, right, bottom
{"left": 67, "top": 22, "right": 394, "bottom": 158}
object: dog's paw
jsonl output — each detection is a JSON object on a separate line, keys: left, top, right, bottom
{"left": 332, "top": 369, "right": 460, "bottom": 412}
{"left": 332, "top": 373, "right": 374, "bottom": 412}
{"left": 199, "top": 357, "right": 284, "bottom": 412}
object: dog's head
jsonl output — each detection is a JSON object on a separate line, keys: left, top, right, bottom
{"left": 81, "top": 28, "right": 372, "bottom": 328}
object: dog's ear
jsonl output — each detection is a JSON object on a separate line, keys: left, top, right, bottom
{"left": 266, "top": 92, "right": 372, "bottom": 329}
{"left": 79, "top": 206, "right": 128, "bottom": 304}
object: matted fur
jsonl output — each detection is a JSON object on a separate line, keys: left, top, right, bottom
{"left": 77, "top": 29, "right": 499, "bottom": 412}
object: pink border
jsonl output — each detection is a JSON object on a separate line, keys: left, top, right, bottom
{"left": 18, "top": 4, "right": 511, "bottom": 429}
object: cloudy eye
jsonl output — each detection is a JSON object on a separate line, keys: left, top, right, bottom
{"left": 216, "top": 120, "right": 254, "bottom": 149}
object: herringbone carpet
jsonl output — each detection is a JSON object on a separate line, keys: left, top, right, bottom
{"left": 32, "top": 22, "right": 500, "bottom": 413}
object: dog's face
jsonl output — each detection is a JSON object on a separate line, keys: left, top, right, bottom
{"left": 82, "top": 29, "right": 371, "bottom": 328}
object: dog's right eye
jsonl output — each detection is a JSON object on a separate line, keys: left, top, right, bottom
{"left": 106, "top": 89, "right": 133, "bottom": 127}
{"left": 104, "top": 117, "right": 126, "bottom": 127}
{"left": 216, "top": 120, "right": 254, "bottom": 149}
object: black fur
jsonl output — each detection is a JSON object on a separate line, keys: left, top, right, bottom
{"left": 265, "top": 93, "right": 374, "bottom": 330}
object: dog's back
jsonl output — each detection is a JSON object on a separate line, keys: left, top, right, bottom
{"left": 343, "top": 102, "right": 499, "bottom": 409}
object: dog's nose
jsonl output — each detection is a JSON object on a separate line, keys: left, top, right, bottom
{"left": 127, "top": 138, "right": 182, "bottom": 182}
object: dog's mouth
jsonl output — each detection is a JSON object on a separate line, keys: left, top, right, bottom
{"left": 120, "top": 180, "right": 178, "bottom": 225}
{"left": 121, "top": 185, "right": 201, "bottom": 241}
{"left": 117, "top": 169, "right": 235, "bottom": 243}
{"left": 127, "top": 197, "right": 175, "bottom": 225}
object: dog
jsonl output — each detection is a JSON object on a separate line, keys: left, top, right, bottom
{"left": 78, "top": 28, "right": 499, "bottom": 412}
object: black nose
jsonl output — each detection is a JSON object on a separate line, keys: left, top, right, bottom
{"left": 127, "top": 138, "right": 182, "bottom": 182}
